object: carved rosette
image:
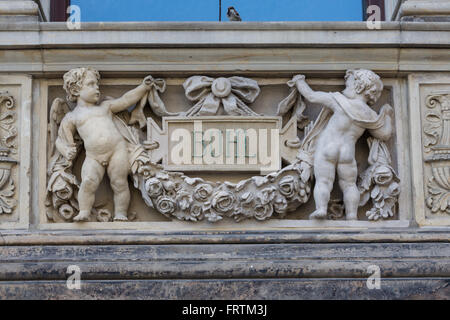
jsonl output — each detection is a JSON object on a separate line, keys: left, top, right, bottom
{"left": 424, "top": 93, "right": 450, "bottom": 215}
{"left": 0, "top": 91, "right": 17, "bottom": 215}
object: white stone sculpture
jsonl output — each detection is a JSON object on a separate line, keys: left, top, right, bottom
{"left": 290, "top": 70, "right": 394, "bottom": 220}
{"left": 45, "top": 69, "right": 400, "bottom": 223}
{"left": 47, "top": 67, "right": 172, "bottom": 222}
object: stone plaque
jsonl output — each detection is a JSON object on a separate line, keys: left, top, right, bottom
{"left": 146, "top": 116, "right": 302, "bottom": 172}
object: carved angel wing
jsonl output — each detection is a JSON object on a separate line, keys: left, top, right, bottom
{"left": 48, "top": 98, "right": 70, "bottom": 159}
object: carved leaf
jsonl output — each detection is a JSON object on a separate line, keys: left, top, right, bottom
{"left": 0, "top": 178, "right": 16, "bottom": 215}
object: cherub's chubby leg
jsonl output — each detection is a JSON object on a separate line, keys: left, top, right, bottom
{"left": 310, "top": 155, "right": 335, "bottom": 220}
{"left": 74, "top": 157, "right": 105, "bottom": 222}
{"left": 107, "top": 147, "right": 130, "bottom": 221}
{"left": 337, "top": 160, "right": 359, "bottom": 221}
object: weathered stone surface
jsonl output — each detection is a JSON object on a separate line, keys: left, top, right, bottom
{"left": 0, "top": 240, "right": 448, "bottom": 299}
{"left": 0, "top": 279, "right": 448, "bottom": 300}
{"left": 0, "top": 229, "right": 449, "bottom": 245}
{"left": 0, "top": 242, "right": 448, "bottom": 281}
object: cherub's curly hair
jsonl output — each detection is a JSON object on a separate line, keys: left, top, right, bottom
{"left": 63, "top": 67, "right": 100, "bottom": 102}
{"left": 345, "top": 69, "right": 383, "bottom": 106}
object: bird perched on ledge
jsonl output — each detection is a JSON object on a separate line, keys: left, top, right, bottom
{"left": 227, "top": 6, "right": 242, "bottom": 21}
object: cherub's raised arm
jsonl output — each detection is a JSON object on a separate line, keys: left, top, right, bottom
{"left": 293, "top": 75, "right": 336, "bottom": 111}
{"left": 107, "top": 82, "right": 149, "bottom": 114}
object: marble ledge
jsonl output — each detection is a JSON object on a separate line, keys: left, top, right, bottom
{"left": 0, "top": 229, "right": 449, "bottom": 245}
{"left": 0, "top": 22, "right": 449, "bottom": 49}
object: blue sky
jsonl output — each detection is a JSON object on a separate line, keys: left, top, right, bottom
{"left": 71, "top": 0, "right": 363, "bottom": 22}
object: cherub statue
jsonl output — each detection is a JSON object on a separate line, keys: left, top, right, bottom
{"left": 292, "top": 69, "right": 394, "bottom": 220}
{"left": 55, "top": 67, "right": 161, "bottom": 222}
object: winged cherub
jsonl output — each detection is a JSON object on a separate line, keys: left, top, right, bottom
{"left": 57, "top": 67, "right": 156, "bottom": 222}
{"left": 293, "top": 69, "right": 394, "bottom": 220}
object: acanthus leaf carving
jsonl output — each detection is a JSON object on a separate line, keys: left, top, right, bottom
{"left": 0, "top": 91, "right": 18, "bottom": 215}
{"left": 423, "top": 93, "right": 450, "bottom": 215}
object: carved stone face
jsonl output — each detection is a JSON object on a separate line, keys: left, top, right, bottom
{"left": 79, "top": 71, "right": 100, "bottom": 104}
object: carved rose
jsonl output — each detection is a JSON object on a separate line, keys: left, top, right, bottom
{"left": 176, "top": 191, "right": 192, "bottom": 211}
{"left": 273, "top": 194, "right": 288, "bottom": 215}
{"left": 49, "top": 175, "right": 75, "bottom": 201}
{"left": 387, "top": 182, "right": 400, "bottom": 197}
{"left": 211, "top": 191, "right": 236, "bottom": 214}
{"left": 58, "top": 204, "right": 75, "bottom": 221}
{"left": 96, "top": 209, "right": 112, "bottom": 222}
{"left": 193, "top": 184, "right": 213, "bottom": 202}
{"left": 254, "top": 203, "right": 273, "bottom": 221}
{"left": 137, "top": 164, "right": 153, "bottom": 178}
{"left": 155, "top": 196, "right": 176, "bottom": 215}
{"left": 278, "top": 176, "right": 299, "bottom": 199}
{"left": 260, "top": 187, "right": 277, "bottom": 205}
{"left": 166, "top": 189, "right": 177, "bottom": 198}
{"left": 373, "top": 166, "right": 394, "bottom": 186}
{"left": 190, "top": 204, "right": 203, "bottom": 219}
{"left": 55, "top": 187, "right": 73, "bottom": 201}
{"left": 163, "top": 180, "right": 176, "bottom": 191}
{"left": 145, "top": 178, "right": 163, "bottom": 197}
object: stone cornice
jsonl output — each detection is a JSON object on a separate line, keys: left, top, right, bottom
{"left": 0, "top": 22, "right": 449, "bottom": 75}
{"left": 0, "top": 21, "right": 449, "bottom": 49}
{"left": 1, "top": 229, "right": 449, "bottom": 245}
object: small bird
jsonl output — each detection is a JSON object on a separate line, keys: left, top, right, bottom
{"left": 227, "top": 6, "right": 242, "bottom": 21}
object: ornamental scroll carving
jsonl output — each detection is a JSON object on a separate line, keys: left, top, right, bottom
{"left": 0, "top": 91, "right": 17, "bottom": 215}
{"left": 45, "top": 68, "right": 400, "bottom": 223}
{"left": 424, "top": 93, "right": 450, "bottom": 215}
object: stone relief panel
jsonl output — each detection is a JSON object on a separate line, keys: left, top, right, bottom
{"left": 410, "top": 74, "right": 450, "bottom": 227}
{"left": 0, "top": 91, "right": 17, "bottom": 215}
{"left": 39, "top": 69, "right": 408, "bottom": 229}
{"left": 424, "top": 93, "right": 450, "bottom": 215}
{"left": 0, "top": 75, "right": 31, "bottom": 229}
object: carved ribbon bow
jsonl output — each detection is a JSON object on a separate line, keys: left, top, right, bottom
{"left": 130, "top": 77, "right": 178, "bottom": 128}
{"left": 183, "top": 76, "right": 260, "bottom": 116}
